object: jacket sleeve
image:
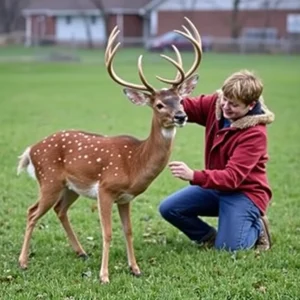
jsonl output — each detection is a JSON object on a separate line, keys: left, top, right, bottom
{"left": 191, "top": 129, "right": 267, "bottom": 190}
{"left": 183, "top": 93, "right": 217, "bottom": 126}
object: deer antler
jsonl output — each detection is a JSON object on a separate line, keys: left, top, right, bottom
{"left": 105, "top": 26, "right": 190, "bottom": 94}
{"left": 105, "top": 27, "right": 153, "bottom": 92}
{"left": 156, "top": 17, "right": 202, "bottom": 87}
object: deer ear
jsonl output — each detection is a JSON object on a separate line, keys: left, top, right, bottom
{"left": 123, "top": 88, "right": 151, "bottom": 106}
{"left": 178, "top": 74, "right": 199, "bottom": 97}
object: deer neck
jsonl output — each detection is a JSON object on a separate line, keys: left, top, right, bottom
{"left": 134, "top": 116, "right": 176, "bottom": 179}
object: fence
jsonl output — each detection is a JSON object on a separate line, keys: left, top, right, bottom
{"left": 1, "top": 32, "right": 300, "bottom": 54}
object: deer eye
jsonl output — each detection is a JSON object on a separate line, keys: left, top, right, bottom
{"left": 156, "top": 103, "right": 164, "bottom": 110}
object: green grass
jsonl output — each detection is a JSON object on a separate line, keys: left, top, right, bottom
{"left": 0, "top": 49, "right": 300, "bottom": 299}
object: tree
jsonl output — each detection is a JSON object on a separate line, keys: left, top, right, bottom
{"left": 91, "top": 0, "right": 110, "bottom": 46}
{"left": 0, "top": 0, "right": 28, "bottom": 33}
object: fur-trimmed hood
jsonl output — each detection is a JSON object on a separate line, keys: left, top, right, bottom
{"left": 215, "top": 90, "right": 275, "bottom": 129}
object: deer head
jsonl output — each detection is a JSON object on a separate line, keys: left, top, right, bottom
{"left": 105, "top": 17, "right": 202, "bottom": 131}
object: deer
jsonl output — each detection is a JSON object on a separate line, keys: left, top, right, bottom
{"left": 17, "top": 17, "right": 202, "bottom": 284}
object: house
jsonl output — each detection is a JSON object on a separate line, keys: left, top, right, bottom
{"left": 22, "top": 0, "right": 165, "bottom": 46}
{"left": 23, "top": 0, "right": 300, "bottom": 47}
{"left": 153, "top": 0, "right": 300, "bottom": 39}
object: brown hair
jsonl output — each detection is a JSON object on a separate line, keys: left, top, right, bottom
{"left": 221, "top": 70, "right": 263, "bottom": 105}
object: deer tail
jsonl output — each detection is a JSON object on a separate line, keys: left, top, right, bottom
{"left": 17, "top": 147, "right": 31, "bottom": 176}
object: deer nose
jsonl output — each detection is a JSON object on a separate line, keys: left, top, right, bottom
{"left": 174, "top": 113, "right": 187, "bottom": 124}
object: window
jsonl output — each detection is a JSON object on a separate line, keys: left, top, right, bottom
{"left": 91, "top": 16, "right": 97, "bottom": 25}
{"left": 66, "top": 16, "right": 72, "bottom": 24}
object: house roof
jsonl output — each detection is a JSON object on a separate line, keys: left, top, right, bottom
{"left": 23, "top": 0, "right": 163, "bottom": 15}
{"left": 23, "top": 0, "right": 154, "bottom": 13}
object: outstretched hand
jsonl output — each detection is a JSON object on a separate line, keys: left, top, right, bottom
{"left": 168, "top": 161, "right": 194, "bottom": 181}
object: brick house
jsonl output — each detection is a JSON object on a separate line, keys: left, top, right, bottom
{"left": 22, "top": 0, "right": 164, "bottom": 46}
{"left": 22, "top": 0, "right": 300, "bottom": 46}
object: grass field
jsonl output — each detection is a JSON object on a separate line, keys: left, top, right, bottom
{"left": 0, "top": 48, "right": 300, "bottom": 299}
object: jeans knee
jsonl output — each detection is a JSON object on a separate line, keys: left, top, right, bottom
{"left": 214, "top": 237, "right": 240, "bottom": 251}
{"left": 159, "top": 200, "right": 172, "bottom": 220}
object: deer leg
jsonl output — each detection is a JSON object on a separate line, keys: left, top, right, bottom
{"left": 19, "top": 186, "right": 63, "bottom": 269}
{"left": 53, "top": 189, "right": 87, "bottom": 258}
{"left": 117, "top": 203, "right": 141, "bottom": 276}
{"left": 97, "top": 189, "right": 113, "bottom": 284}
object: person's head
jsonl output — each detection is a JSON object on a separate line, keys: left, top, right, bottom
{"left": 220, "top": 70, "right": 263, "bottom": 121}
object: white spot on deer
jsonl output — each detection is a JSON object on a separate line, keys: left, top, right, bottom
{"left": 88, "top": 161, "right": 92, "bottom": 164}
{"left": 78, "top": 142, "right": 82, "bottom": 146}
{"left": 118, "top": 154, "right": 121, "bottom": 158}
{"left": 84, "top": 155, "right": 88, "bottom": 159}
{"left": 65, "top": 133, "right": 70, "bottom": 137}
{"left": 62, "top": 138, "right": 66, "bottom": 142}
{"left": 98, "top": 173, "right": 101, "bottom": 177}
{"left": 54, "top": 144, "right": 58, "bottom": 147}
{"left": 50, "top": 138, "right": 54, "bottom": 142}
{"left": 97, "top": 141, "right": 100, "bottom": 144}
{"left": 106, "top": 150, "right": 109, "bottom": 153}
{"left": 109, "top": 162, "right": 113, "bottom": 165}
{"left": 161, "top": 127, "right": 177, "bottom": 139}
{"left": 95, "top": 148, "right": 98, "bottom": 151}
{"left": 128, "top": 156, "right": 131, "bottom": 159}
{"left": 43, "top": 140, "right": 46, "bottom": 143}
{"left": 124, "top": 145, "right": 128, "bottom": 148}
{"left": 84, "top": 145, "right": 88, "bottom": 149}
{"left": 115, "top": 167, "right": 119, "bottom": 170}
{"left": 62, "top": 145, "right": 66, "bottom": 148}
{"left": 96, "top": 158, "right": 101, "bottom": 162}
{"left": 101, "top": 149, "right": 104, "bottom": 152}
{"left": 44, "top": 149, "right": 47, "bottom": 152}
{"left": 78, "top": 147, "right": 82, "bottom": 151}
{"left": 69, "top": 149, "right": 73, "bottom": 153}
{"left": 91, "top": 144, "right": 94, "bottom": 148}
{"left": 114, "top": 173, "right": 118, "bottom": 176}
{"left": 78, "top": 155, "right": 82, "bottom": 159}
{"left": 68, "top": 141, "right": 72, "bottom": 144}
{"left": 58, "top": 157, "right": 62, "bottom": 161}
{"left": 50, "top": 180, "right": 54, "bottom": 183}
{"left": 110, "top": 154, "right": 114, "bottom": 157}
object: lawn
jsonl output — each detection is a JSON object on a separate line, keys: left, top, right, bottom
{"left": 0, "top": 48, "right": 300, "bottom": 299}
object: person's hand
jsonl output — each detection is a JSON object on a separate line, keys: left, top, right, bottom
{"left": 168, "top": 161, "right": 194, "bottom": 181}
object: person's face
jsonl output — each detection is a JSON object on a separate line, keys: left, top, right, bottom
{"left": 221, "top": 96, "right": 255, "bottom": 121}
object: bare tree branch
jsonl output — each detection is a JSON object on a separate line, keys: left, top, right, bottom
{"left": 0, "top": 0, "right": 28, "bottom": 33}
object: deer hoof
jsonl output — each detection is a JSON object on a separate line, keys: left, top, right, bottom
{"left": 18, "top": 260, "right": 28, "bottom": 270}
{"left": 78, "top": 253, "right": 89, "bottom": 260}
{"left": 129, "top": 266, "right": 142, "bottom": 277}
{"left": 100, "top": 276, "right": 110, "bottom": 284}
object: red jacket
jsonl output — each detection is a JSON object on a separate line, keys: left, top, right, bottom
{"left": 183, "top": 91, "right": 275, "bottom": 214}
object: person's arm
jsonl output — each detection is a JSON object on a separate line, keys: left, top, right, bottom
{"left": 191, "top": 130, "right": 267, "bottom": 190}
{"left": 183, "top": 93, "right": 217, "bottom": 126}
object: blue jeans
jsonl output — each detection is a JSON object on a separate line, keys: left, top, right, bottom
{"left": 159, "top": 186, "right": 262, "bottom": 251}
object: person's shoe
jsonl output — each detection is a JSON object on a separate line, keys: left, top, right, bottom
{"left": 255, "top": 216, "right": 272, "bottom": 251}
{"left": 194, "top": 229, "right": 217, "bottom": 249}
